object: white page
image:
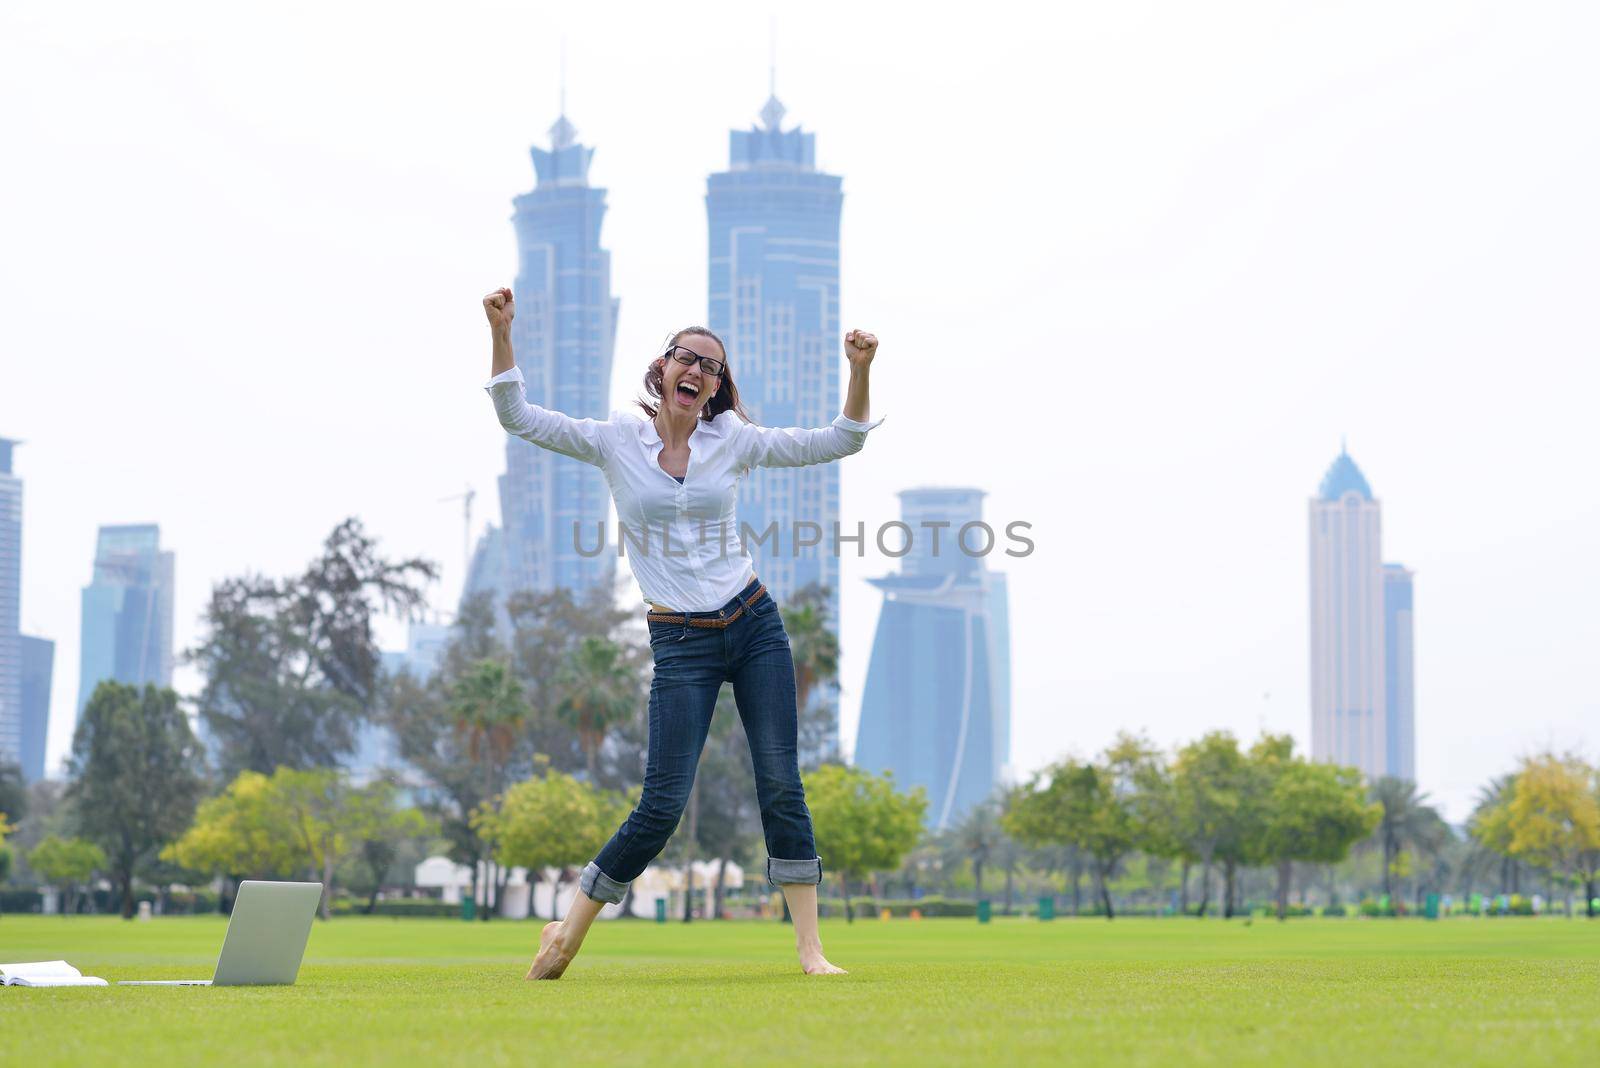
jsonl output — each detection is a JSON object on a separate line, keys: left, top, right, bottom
{"left": 6, "top": 974, "right": 110, "bottom": 987}
{"left": 2, "top": 960, "right": 106, "bottom": 987}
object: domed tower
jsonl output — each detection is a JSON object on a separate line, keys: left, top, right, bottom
{"left": 467, "top": 107, "right": 620, "bottom": 641}
{"left": 1308, "top": 446, "right": 1387, "bottom": 778}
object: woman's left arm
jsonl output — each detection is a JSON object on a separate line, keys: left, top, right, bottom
{"left": 740, "top": 330, "right": 885, "bottom": 469}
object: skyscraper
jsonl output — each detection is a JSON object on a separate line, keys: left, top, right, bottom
{"left": 853, "top": 488, "right": 1011, "bottom": 831}
{"left": 0, "top": 437, "right": 22, "bottom": 766}
{"left": 467, "top": 111, "right": 619, "bottom": 635}
{"left": 76, "top": 524, "right": 175, "bottom": 725}
{"left": 706, "top": 90, "right": 846, "bottom": 750}
{"left": 1382, "top": 563, "right": 1416, "bottom": 781}
{"left": 1308, "top": 448, "right": 1416, "bottom": 781}
{"left": 19, "top": 634, "right": 53, "bottom": 782}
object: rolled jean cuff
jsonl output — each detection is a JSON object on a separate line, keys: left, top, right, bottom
{"left": 767, "top": 856, "right": 823, "bottom": 886}
{"left": 580, "top": 861, "right": 628, "bottom": 904}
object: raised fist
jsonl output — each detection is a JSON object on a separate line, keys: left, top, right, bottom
{"left": 483, "top": 287, "right": 515, "bottom": 331}
{"left": 844, "top": 329, "right": 878, "bottom": 368}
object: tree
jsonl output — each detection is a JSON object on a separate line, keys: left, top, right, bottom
{"left": 806, "top": 764, "right": 926, "bottom": 922}
{"left": 1171, "top": 732, "right": 1247, "bottom": 917}
{"left": 785, "top": 583, "right": 842, "bottom": 768}
{"left": 475, "top": 757, "right": 632, "bottom": 919}
{"left": 1368, "top": 776, "right": 1446, "bottom": 906}
{"left": 1256, "top": 750, "right": 1380, "bottom": 919}
{"left": 951, "top": 801, "right": 1003, "bottom": 901}
{"left": 450, "top": 660, "right": 526, "bottom": 807}
{"left": 272, "top": 767, "right": 361, "bottom": 919}
{"left": 66, "top": 681, "right": 205, "bottom": 918}
{"left": 1123, "top": 753, "right": 1190, "bottom": 908}
{"left": 27, "top": 836, "right": 107, "bottom": 915}
{"left": 0, "top": 813, "right": 14, "bottom": 913}
{"left": 1004, "top": 735, "right": 1159, "bottom": 920}
{"left": 1002, "top": 783, "right": 1084, "bottom": 912}
{"left": 383, "top": 594, "right": 505, "bottom": 918}
{"left": 0, "top": 759, "right": 26, "bottom": 827}
{"left": 505, "top": 582, "right": 640, "bottom": 783}
{"left": 1504, "top": 752, "right": 1600, "bottom": 916}
{"left": 1469, "top": 773, "right": 1526, "bottom": 895}
{"left": 167, "top": 766, "right": 428, "bottom": 919}
{"left": 164, "top": 770, "right": 304, "bottom": 883}
{"left": 0, "top": 761, "right": 21, "bottom": 912}
{"left": 186, "top": 517, "right": 436, "bottom": 777}
{"left": 345, "top": 778, "right": 434, "bottom": 915}
{"left": 449, "top": 658, "right": 528, "bottom": 919}
{"left": 1206, "top": 733, "right": 1288, "bottom": 918}
{"left": 554, "top": 636, "right": 638, "bottom": 782}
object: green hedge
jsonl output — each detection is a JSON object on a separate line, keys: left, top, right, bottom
{"left": 1, "top": 888, "right": 43, "bottom": 912}
{"left": 820, "top": 896, "right": 979, "bottom": 918}
{"left": 0, "top": 888, "right": 220, "bottom": 915}
{"left": 330, "top": 898, "right": 458, "bottom": 918}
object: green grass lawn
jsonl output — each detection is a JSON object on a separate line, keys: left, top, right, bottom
{"left": 3, "top": 914, "right": 1597, "bottom": 1066}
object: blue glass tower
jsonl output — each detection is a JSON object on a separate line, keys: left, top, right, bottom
{"left": 76, "top": 524, "right": 175, "bottom": 727}
{"left": 470, "top": 112, "right": 619, "bottom": 631}
{"left": 853, "top": 488, "right": 1012, "bottom": 830}
{"left": 19, "top": 634, "right": 53, "bottom": 782}
{"left": 1382, "top": 563, "right": 1416, "bottom": 781}
{"left": 707, "top": 92, "right": 846, "bottom": 750}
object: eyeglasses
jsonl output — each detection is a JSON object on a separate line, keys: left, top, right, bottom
{"left": 664, "top": 345, "right": 725, "bottom": 378}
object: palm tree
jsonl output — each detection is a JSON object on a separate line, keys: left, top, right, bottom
{"left": 1468, "top": 773, "right": 1526, "bottom": 896}
{"left": 448, "top": 658, "right": 527, "bottom": 919}
{"left": 951, "top": 802, "right": 1003, "bottom": 902}
{"left": 554, "top": 636, "right": 638, "bottom": 782}
{"left": 785, "top": 583, "right": 840, "bottom": 766}
{"left": 1368, "top": 777, "right": 1445, "bottom": 905}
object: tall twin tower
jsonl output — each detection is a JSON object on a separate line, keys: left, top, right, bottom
{"left": 465, "top": 90, "right": 851, "bottom": 750}
{"left": 1308, "top": 448, "right": 1416, "bottom": 783}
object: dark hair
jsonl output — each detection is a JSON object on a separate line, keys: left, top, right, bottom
{"left": 636, "top": 325, "right": 757, "bottom": 424}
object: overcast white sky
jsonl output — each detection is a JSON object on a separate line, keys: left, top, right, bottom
{"left": 3, "top": 1, "right": 1596, "bottom": 821}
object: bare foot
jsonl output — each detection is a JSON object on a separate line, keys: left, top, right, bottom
{"left": 525, "top": 920, "right": 577, "bottom": 980}
{"left": 800, "top": 951, "right": 847, "bottom": 976}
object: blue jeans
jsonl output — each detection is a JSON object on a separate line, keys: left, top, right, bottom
{"left": 579, "top": 576, "right": 824, "bottom": 904}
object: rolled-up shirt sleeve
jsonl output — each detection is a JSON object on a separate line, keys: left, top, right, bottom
{"left": 483, "top": 366, "right": 612, "bottom": 467}
{"left": 739, "top": 412, "right": 887, "bottom": 470}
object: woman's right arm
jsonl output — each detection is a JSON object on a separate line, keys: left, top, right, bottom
{"left": 481, "top": 288, "right": 611, "bottom": 467}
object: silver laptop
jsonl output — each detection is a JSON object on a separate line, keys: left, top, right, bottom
{"left": 119, "top": 880, "right": 322, "bottom": 986}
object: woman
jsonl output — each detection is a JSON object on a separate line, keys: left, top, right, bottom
{"left": 479, "top": 286, "right": 883, "bottom": 978}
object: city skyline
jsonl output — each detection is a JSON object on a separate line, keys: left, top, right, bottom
{"left": 4, "top": 4, "right": 1596, "bottom": 820}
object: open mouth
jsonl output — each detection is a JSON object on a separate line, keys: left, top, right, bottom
{"left": 675, "top": 381, "right": 700, "bottom": 405}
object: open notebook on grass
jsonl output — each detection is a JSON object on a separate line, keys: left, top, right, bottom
{"left": 2, "top": 961, "right": 108, "bottom": 987}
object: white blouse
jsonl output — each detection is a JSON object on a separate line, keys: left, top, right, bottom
{"left": 484, "top": 365, "right": 885, "bottom": 612}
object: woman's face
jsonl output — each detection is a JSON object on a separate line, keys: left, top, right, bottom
{"left": 657, "top": 334, "right": 724, "bottom": 417}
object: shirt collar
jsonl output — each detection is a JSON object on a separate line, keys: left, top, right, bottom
{"left": 638, "top": 410, "right": 730, "bottom": 446}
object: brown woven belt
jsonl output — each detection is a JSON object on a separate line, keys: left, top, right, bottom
{"left": 646, "top": 583, "right": 768, "bottom": 628}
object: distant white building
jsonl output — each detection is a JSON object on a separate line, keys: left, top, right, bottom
{"left": 411, "top": 856, "right": 743, "bottom": 920}
{"left": 1308, "top": 448, "right": 1416, "bottom": 781}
